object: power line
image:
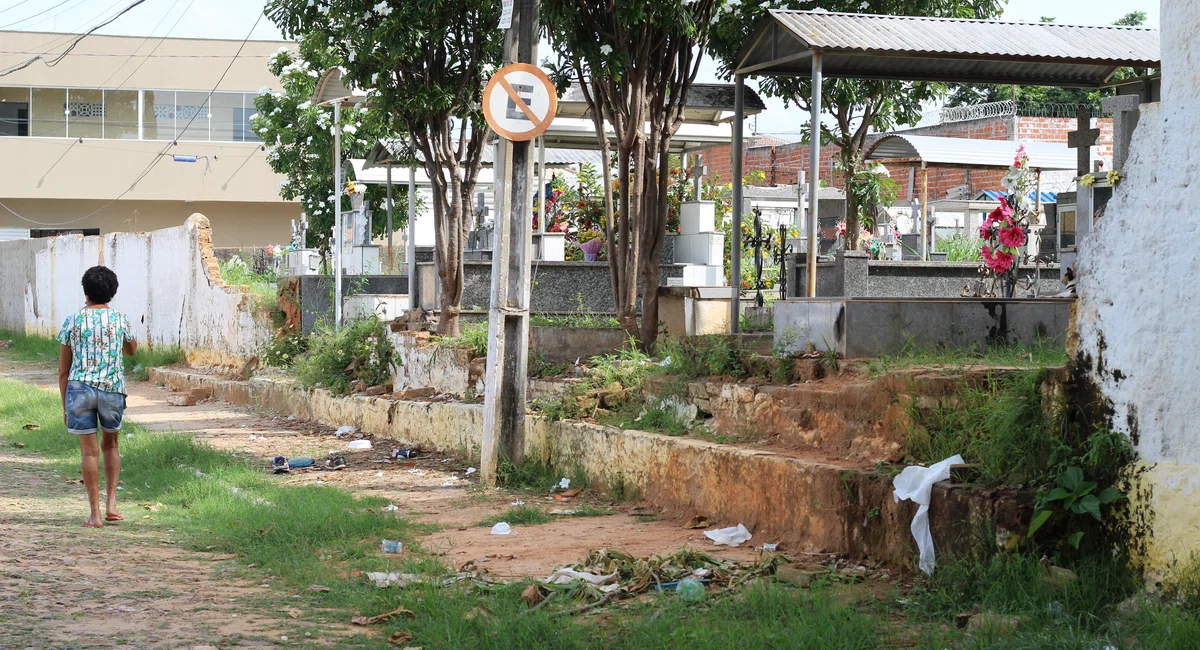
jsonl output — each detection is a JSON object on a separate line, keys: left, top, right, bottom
{"left": 0, "top": 0, "right": 150, "bottom": 77}
{"left": 0, "top": 0, "right": 79, "bottom": 30}
{"left": 0, "top": 0, "right": 38, "bottom": 18}
{"left": 0, "top": 10, "right": 266, "bottom": 227}
{"left": 99, "top": 0, "right": 190, "bottom": 89}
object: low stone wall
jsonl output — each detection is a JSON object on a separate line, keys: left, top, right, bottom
{"left": 775, "top": 297, "right": 1072, "bottom": 358}
{"left": 151, "top": 366, "right": 1034, "bottom": 568}
{"left": 795, "top": 250, "right": 1062, "bottom": 298}
{"left": 530, "top": 326, "right": 629, "bottom": 364}
{"left": 417, "top": 261, "right": 686, "bottom": 316}
{"left": 389, "top": 330, "right": 484, "bottom": 396}
{"left": 281, "top": 275, "right": 412, "bottom": 335}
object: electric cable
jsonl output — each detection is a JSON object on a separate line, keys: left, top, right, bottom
{"left": 0, "top": 0, "right": 150, "bottom": 77}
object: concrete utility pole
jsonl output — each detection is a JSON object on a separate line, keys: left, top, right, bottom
{"left": 480, "top": 0, "right": 538, "bottom": 485}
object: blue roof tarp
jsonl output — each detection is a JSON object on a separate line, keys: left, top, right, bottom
{"left": 975, "top": 190, "right": 1057, "bottom": 204}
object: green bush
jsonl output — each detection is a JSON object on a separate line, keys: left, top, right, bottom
{"left": 293, "top": 319, "right": 392, "bottom": 394}
{"left": 936, "top": 232, "right": 984, "bottom": 262}
{"left": 262, "top": 333, "right": 308, "bottom": 368}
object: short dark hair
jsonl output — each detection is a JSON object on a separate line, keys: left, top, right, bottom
{"left": 82, "top": 266, "right": 119, "bottom": 304}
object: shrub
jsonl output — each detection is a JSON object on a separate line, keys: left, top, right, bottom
{"left": 433, "top": 320, "right": 489, "bottom": 357}
{"left": 293, "top": 319, "right": 392, "bottom": 394}
{"left": 263, "top": 333, "right": 308, "bottom": 368}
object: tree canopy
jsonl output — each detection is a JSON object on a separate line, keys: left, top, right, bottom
{"left": 251, "top": 35, "right": 408, "bottom": 252}
{"left": 265, "top": 0, "right": 504, "bottom": 335}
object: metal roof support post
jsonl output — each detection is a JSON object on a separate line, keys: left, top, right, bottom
{"left": 920, "top": 161, "right": 929, "bottom": 261}
{"left": 333, "top": 101, "right": 343, "bottom": 328}
{"left": 407, "top": 166, "right": 416, "bottom": 311}
{"left": 731, "top": 74, "right": 745, "bottom": 332}
{"left": 806, "top": 51, "right": 822, "bottom": 297}
{"left": 386, "top": 165, "right": 394, "bottom": 273}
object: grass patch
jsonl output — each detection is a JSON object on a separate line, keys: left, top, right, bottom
{"left": 868, "top": 339, "right": 1068, "bottom": 374}
{"left": 477, "top": 504, "right": 555, "bottom": 528}
{"left": 560, "top": 504, "right": 614, "bottom": 518}
{"left": 124, "top": 345, "right": 184, "bottom": 381}
{"left": 0, "top": 329, "right": 59, "bottom": 363}
{"left": 432, "top": 320, "right": 489, "bottom": 357}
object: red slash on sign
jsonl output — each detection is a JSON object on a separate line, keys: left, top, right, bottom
{"left": 482, "top": 63, "right": 558, "bottom": 142}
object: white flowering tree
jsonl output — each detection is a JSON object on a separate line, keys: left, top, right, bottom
{"left": 251, "top": 36, "right": 407, "bottom": 253}
{"left": 543, "top": 0, "right": 723, "bottom": 349}
{"left": 711, "top": 0, "right": 1005, "bottom": 251}
{"left": 265, "top": 0, "right": 503, "bottom": 336}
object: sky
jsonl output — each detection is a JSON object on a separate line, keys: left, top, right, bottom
{"left": 3, "top": 0, "right": 1162, "bottom": 135}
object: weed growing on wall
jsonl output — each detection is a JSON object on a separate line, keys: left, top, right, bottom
{"left": 293, "top": 319, "right": 392, "bottom": 394}
{"left": 432, "top": 321, "right": 489, "bottom": 357}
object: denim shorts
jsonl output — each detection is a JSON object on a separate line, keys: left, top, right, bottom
{"left": 65, "top": 380, "right": 127, "bottom": 435}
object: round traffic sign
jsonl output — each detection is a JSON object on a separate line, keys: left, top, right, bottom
{"left": 481, "top": 63, "right": 558, "bottom": 142}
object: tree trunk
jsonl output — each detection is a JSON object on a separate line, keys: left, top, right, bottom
{"left": 637, "top": 138, "right": 671, "bottom": 351}
{"left": 842, "top": 152, "right": 860, "bottom": 251}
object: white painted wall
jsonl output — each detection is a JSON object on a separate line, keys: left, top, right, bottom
{"left": 0, "top": 215, "right": 269, "bottom": 363}
{"left": 1074, "top": 0, "right": 1199, "bottom": 573}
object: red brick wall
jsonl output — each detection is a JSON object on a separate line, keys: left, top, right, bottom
{"left": 699, "top": 113, "right": 1115, "bottom": 199}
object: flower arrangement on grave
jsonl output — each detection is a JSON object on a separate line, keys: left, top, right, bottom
{"left": 575, "top": 230, "right": 606, "bottom": 261}
{"left": 1079, "top": 173, "right": 1095, "bottom": 187}
{"left": 345, "top": 180, "right": 364, "bottom": 195}
{"left": 1106, "top": 170, "right": 1121, "bottom": 186}
{"left": 978, "top": 145, "right": 1034, "bottom": 297}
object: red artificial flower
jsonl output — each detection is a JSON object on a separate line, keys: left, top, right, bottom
{"left": 998, "top": 225, "right": 1026, "bottom": 248}
{"left": 986, "top": 196, "right": 1013, "bottom": 225}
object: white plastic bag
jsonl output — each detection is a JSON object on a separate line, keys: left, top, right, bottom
{"left": 491, "top": 522, "right": 512, "bottom": 535}
{"left": 892, "top": 454, "right": 963, "bottom": 574}
{"left": 335, "top": 425, "right": 356, "bottom": 437}
{"left": 704, "top": 523, "right": 752, "bottom": 547}
{"left": 347, "top": 440, "right": 372, "bottom": 450}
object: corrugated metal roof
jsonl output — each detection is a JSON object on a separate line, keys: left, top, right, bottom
{"left": 736, "top": 11, "right": 1159, "bottom": 86}
{"left": 363, "top": 139, "right": 604, "bottom": 169}
{"left": 865, "top": 134, "right": 1076, "bottom": 171}
{"left": 559, "top": 83, "right": 766, "bottom": 122}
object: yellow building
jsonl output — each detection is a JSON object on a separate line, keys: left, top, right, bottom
{"left": 0, "top": 30, "right": 299, "bottom": 246}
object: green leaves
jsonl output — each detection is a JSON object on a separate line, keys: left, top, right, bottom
{"left": 1029, "top": 465, "right": 1126, "bottom": 548}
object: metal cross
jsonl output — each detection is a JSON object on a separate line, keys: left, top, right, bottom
{"left": 1066, "top": 105, "right": 1100, "bottom": 177}
{"left": 689, "top": 163, "right": 708, "bottom": 201}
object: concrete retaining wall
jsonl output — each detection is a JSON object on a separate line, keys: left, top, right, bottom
{"left": 795, "top": 250, "right": 1062, "bottom": 298}
{"left": 775, "top": 297, "right": 1071, "bottom": 358}
{"left": 150, "top": 366, "right": 1033, "bottom": 568}
{"left": 0, "top": 214, "right": 270, "bottom": 364}
{"left": 530, "top": 326, "right": 629, "bottom": 364}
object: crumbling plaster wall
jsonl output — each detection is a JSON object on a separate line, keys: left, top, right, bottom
{"left": 0, "top": 214, "right": 268, "bottom": 364}
{"left": 1075, "top": 0, "right": 1200, "bottom": 574}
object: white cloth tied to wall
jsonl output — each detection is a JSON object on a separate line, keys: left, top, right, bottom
{"left": 892, "top": 454, "right": 963, "bottom": 574}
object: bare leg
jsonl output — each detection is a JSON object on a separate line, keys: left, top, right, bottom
{"left": 101, "top": 430, "right": 121, "bottom": 520}
{"left": 79, "top": 434, "right": 103, "bottom": 527}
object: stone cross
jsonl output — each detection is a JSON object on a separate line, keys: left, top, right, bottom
{"left": 1101, "top": 94, "right": 1141, "bottom": 172}
{"left": 689, "top": 163, "right": 708, "bottom": 201}
{"left": 1066, "top": 105, "right": 1100, "bottom": 177}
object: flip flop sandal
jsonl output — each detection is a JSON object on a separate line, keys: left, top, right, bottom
{"left": 105, "top": 514, "right": 124, "bottom": 521}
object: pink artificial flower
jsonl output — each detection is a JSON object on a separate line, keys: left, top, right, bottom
{"left": 986, "top": 248, "right": 1015, "bottom": 274}
{"left": 998, "top": 225, "right": 1026, "bottom": 248}
{"left": 837, "top": 220, "right": 848, "bottom": 237}
{"left": 1014, "top": 144, "right": 1028, "bottom": 168}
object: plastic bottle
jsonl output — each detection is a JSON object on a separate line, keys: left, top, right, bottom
{"left": 675, "top": 578, "right": 705, "bottom": 601}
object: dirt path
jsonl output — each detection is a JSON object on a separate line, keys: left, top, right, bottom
{"left": 0, "top": 358, "right": 762, "bottom": 647}
{"left": 0, "top": 447, "right": 319, "bottom": 649}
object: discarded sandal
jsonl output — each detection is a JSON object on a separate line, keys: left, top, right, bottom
{"left": 272, "top": 456, "right": 291, "bottom": 474}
